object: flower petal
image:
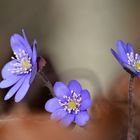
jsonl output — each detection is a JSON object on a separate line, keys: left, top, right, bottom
{"left": 32, "top": 40, "right": 37, "bottom": 65}
{"left": 68, "top": 80, "right": 82, "bottom": 94}
{"left": 111, "top": 49, "right": 137, "bottom": 75}
{"left": 10, "top": 30, "right": 32, "bottom": 58}
{"left": 4, "top": 76, "right": 26, "bottom": 100}
{"left": 0, "top": 75, "right": 22, "bottom": 88}
{"left": 80, "top": 90, "right": 92, "bottom": 110}
{"left": 136, "top": 73, "right": 140, "bottom": 77}
{"left": 10, "top": 34, "right": 27, "bottom": 54}
{"left": 111, "top": 48, "right": 124, "bottom": 65}
{"left": 29, "top": 63, "right": 37, "bottom": 84}
{"left": 22, "top": 29, "right": 32, "bottom": 57}
{"left": 53, "top": 82, "right": 70, "bottom": 98}
{"left": 45, "top": 97, "right": 61, "bottom": 113}
{"left": 126, "top": 43, "right": 134, "bottom": 53}
{"left": 123, "top": 63, "right": 137, "bottom": 75}
{"left": 137, "top": 55, "right": 140, "bottom": 60}
{"left": 14, "top": 74, "right": 31, "bottom": 102}
{"left": 75, "top": 111, "right": 89, "bottom": 126}
{"left": 51, "top": 109, "right": 67, "bottom": 121}
{"left": 60, "top": 114, "right": 75, "bottom": 127}
{"left": 1, "top": 60, "right": 17, "bottom": 79}
{"left": 116, "top": 40, "right": 127, "bottom": 63}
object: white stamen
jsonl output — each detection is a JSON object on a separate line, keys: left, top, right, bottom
{"left": 8, "top": 49, "right": 32, "bottom": 75}
{"left": 59, "top": 90, "right": 82, "bottom": 114}
{"left": 127, "top": 52, "right": 140, "bottom": 72}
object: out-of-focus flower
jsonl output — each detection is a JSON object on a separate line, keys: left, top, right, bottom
{"left": 111, "top": 40, "right": 140, "bottom": 76}
{"left": 0, "top": 30, "right": 37, "bottom": 102}
{"left": 45, "top": 80, "right": 92, "bottom": 127}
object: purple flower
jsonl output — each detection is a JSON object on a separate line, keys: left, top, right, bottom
{"left": 0, "top": 30, "right": 37, "bottom": 102}
{"left": 45, "top": 80, "right": 92, "bottom": 127}
{"left": 111, "top": 40, "right": 140, "bottom": 77}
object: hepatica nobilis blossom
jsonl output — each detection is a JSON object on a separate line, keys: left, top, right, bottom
{"left": 45, "top": 80, "right": 92, "bottom": 127}
{"left": 111, "top": 40, "right": 140, "bottom": 76}
{"left": 0, "top": 30, "right": 37, "bottom": 102}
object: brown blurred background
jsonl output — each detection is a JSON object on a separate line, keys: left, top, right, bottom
{"left": 0, "top": 0, "right": 140, "bottom": 139}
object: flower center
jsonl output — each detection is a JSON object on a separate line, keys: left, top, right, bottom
{"left": 58, "top": 91, "right": 82, "bottom": 114}
{"left": 134, "top": 62, "right": 140, "bottom": 71}
{"left": 21, "top": 60, "right": 31, "bottom": 70}
{"left": 127, "top": 52, "right": 140, "bottom": 72}
{"left": 9, "top": 49, "right": 32, "bottom": 75}
{"left": 67, "top": 101, "right": 77, "bottom": 109}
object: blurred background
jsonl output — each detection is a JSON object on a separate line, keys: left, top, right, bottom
{"left": 1, "top": 0, "right": 140, "bottom": 92}
{"left": 0, "top": 0, "right": 140, "bottom": 139}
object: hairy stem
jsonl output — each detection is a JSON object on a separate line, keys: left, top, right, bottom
{"left": 127, "top": 74, "right": 135, "bottom": 140}
{"left": 38, "top": 71, "right": 54, "bottom": 96}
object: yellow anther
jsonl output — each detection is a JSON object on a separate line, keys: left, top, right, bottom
{"left": 67, "top": 101, "right": 76, "bottom": 109}
{"left": 134, "top": 62, "right": 140, "bottom": 71}
{"left": 21, "top": 60, "right": 31, "bottom": 69}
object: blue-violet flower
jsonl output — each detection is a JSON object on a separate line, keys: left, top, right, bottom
{"left": 45, "top": 80, "right": 92, "bottom": 127}
{"left": 111, "top": 40, "right": 140, "bottom": 76}
{"left": 0, "top": 30, "right": 37, "bottom": 102}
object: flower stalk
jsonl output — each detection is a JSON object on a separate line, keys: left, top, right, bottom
{"left": 127, "top": 74, "right": 135, "bottom": 140}
{"left": 38, "top": 70, "right": 54, "bottom": 96}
